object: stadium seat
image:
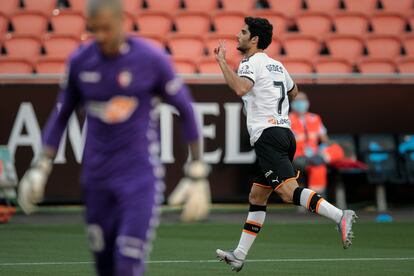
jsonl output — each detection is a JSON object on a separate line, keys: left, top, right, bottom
{"left": 205, "top": 34, "right": 242, "bottom": 64}
{"left": 23, "top": 0, "right": 56, "bottom": 15}
{"left": 342, "top": 0, "right": 378, "bottom": 14}
{"left": 253, "top": 10, "right": 287, "bottom": 36}
{"left": 3, "top": 35, "right": 42, "bottom": 60}
{"left": 122, "top": 0, "right": 140, "bottom": 14}
{"left": 0, "top": 58, "right": 33, "bottom": 73}
{"left": 370, "top": 12, "right": 407, "bottom": 35}
{"left": 67, "top": 0, "right": 85, "bottom": 13}
{"left": 123, "top": 12, "right": 135, "bottom": 32}
{"left": 51, "top": 11, "right": 85, "bottom": 37}
{"left": 198, "top": 57, "right": 235, "bottom": 73}
{"left": 167, "top": 34, "right": 205, "bottom": 59}
{"left": 295, "top": 12, "right": 333, "bottom": 37}
{"left": 144, "top": 0, "right": 181, "bottom": 12}
{"left": 0, "top": 14, "right": 8, "bottom": 35}
{"left": 283, "top": 35, "right": 320, "bottom": 59}
{"left": 305, "top": 0, "right": 340, "bottom": 12}
{"left": 265, "top": 38, "right": 282, "bottom": 58}
{"left": 174, "top": 12, "right": 211, "bottom": 35}
{"left": 365, "top": 35, "right": 401, "bottom": 59}
{"left": 184, "top": 0, "right": 218, "bottom": 12}
{"left": 11, "top": 12, "right": 48, "bottom": 36}
{"left": 35, "top": 57, "right": 65, "bottom": 73}
{"left": 314, "top": 58, "right": 353, "bottom": 73}
{"left": 172, "top": 57, "right": 198, "bottom": 74}
{"left": 137, "top": 34, "right": 166, "bottom": 49}
{"left": 212, "top": 12, "right": 245, "bottom": 35}
{"left": 43, "top": 35, "right": 80, "bottom": 59}
{"left": 358, "top": 58, "right": 397, "bottom": 73}
{"left": 402, "top": 35, "right": 414, "bottom": 57}
{"left": 220, "top": 0, "right": 256, "bottom": 13}
{"left": 325, "top": 34, "right": 364, "bottom": 62}
{"left": 136, "top": 11, "right": 172, "bottom": 36}
{"left": 397, "top": 57, "right": 414, "bottom": 73}
{"left": 381, "top": 0, "right": 413, "bottom": 15}
{"left": 333, "top": 12, "right": 369, "bottom": 35}
{"left": 267, "top": 0, "right": 303, "bottom": 18}
{"left": 279, "top": 57, "right": 314, "bottom": 73}
{"left": 0, "top": 0, "right": 20, "bottom": 16}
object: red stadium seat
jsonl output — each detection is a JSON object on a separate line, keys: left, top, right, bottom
{"left": 314, "top": 58, "right": 353, "bottom": 73}
{"left": 342, "top": 0, "right": 378, "bottom": 14}
{"left": 122, "top": 0, "right": 140, "bottom": 14}
{"left": 0, "top": 14, "right": 8, "bottom": 35}
{"left": 325, "top": 34, "right": 364, "bottom": 62}
{"left": 123, "top": 12, "right": 135, "bottom": 32}
{"left": 333, "top": 12, "right": 368, "bottom": 35}
{"left": 136, "top": 12, "right": 172, "bottom": 36}
{"left": 198, "top": 57, "right": 235, "bottom": 73}
{"left": 220, "top": 0, "right": 256, "bottom": 13}
{"left": 365, "top": 35, "right": 401, "bottom": 58}
{"left": 253, "top": 10, "right": 288, "bottom": 36}
{"left": 267, "top": 0, "right": 303, "bottom": 18}
{"left": 168, "top": 34, "right": 205, "bottom": 59}
{"left": 67, "top": 0, "right": 85, "bottom": 13}
{"left": 283, "top": 35, "right": 320, "bottom": 59}
{"left": 174, "top": 12, "right": 211, "bottom": 35}
{"left": 3, "top": 35, "right": 42, "bottom": 60}
{"left": 51, "top": 11, "right": 85, "bottom": 37}
{"left": 184, "top": 0, "right": 218, "bottom": 12}
{"left": 43, "top": 35, "right": 80, "bottom": 59}
{"left": 358, "top": 58, "right": 396, "bottom": 73}
{"left": 279, "top": 57, "right": 314, "bottom": 74}
{"left": 11, "top": 12, "right": 48, "bottom": 36}
{"left": 0, "top": 58, "right": 33, "bottom": 73}
{"left": 205, "top": 34, "right": 242, "bottom": 64}
{"left": 265, "top": 38, "right": 282, "bottom": 58}
{"left": 296, "top": 12, "right": 333, "bottom": 37}
{"left": 0, "top": 0, "right": 20, "bottom": 16}
{"left": 403, "top": 35, "right": 414, "bottom": 57}
{"left": 213, "top": 11, "right": 245, "bottom": 35}
{"left": 144, "top": 0, "right": 181, "bottom": 13}
{"left": 23, "top": 0, "right": 56, "bottom": 15}
{"left": 397, "top": 57, "right": 414, "bottom": 73}
{"left": 172, "top": 57, "right": 198, "bottom": 74}
{"left": 306, "top": 0, "right": 340, "bottom": 12}
{"left": 381, "top": 0, "right": 413, "bottom": 15}
{"left": 36, "top": 57, "right": 66, "bottom": 73}
{"left": 370, "top": 12, "right": 406, "bottom": 35}
{"left": 136, "top": 33, "right": 166, "bottom": 49}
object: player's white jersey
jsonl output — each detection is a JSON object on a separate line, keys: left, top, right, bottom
{"left": 238, "top": 52, "right": 295, "bottom": 145}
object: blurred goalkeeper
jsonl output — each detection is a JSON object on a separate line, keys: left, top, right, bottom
{"left": 17, "top": 0, "right": 210, "bottom": 275}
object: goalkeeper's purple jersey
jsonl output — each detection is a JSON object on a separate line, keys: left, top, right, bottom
{"left": 42, "top": 37, "right": 199, "bottom": 188}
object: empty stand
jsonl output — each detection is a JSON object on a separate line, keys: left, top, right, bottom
{"left": 0, "top": 14, "right": 8, "bottom": 35}
{"left": 43, "top": 35, "right": 80, "bottom": 59}
{"left": 279, "top": 57, "right": 314, "bottom": 73}
{"left": 168, "top": 34, "right": 205, "bottom": 59}
{"left": 342, "top": 0, "right": 378, "bottom": 14}
{"left": 403, "top": 35, "right": 414, "bottom": 57}
{"left": 0, "top": 58, "right": 33, "bottom": 73}
{"left": 370, "top": 12, "right": 406, "bottom": 35}
{"left": 3, "top": 36, "right": 42, "bottom": 60}
{"left": 122, "top": 0, "right": 140, "bottom": 13}
{"left": 123, "top": 12, "right": 135, "bottom": 32}
{"left": 397, "top": 57, "right": 414, "bottom": 73}
{"left": 358, "top": 58, "right": 397, "bottom": 73}
{"left": 136, "top": 12, "right": 172, "bottom": 36}
{"left": 213, "top": 12, "right": 245, "bottom": 35}
{"left": 267, "top": 0, "right": 303, "bottom": 18}
{"left": 184, "top": 0, "right": 218, "bottom": 11}
{"left": 0, "top": 0, "right": 20, "bottom": 16}
{"left": 220, "top": 0, "right": 256, "bottom": 13}
{"left": 253, "top": 10, "right": 287, "bottom": 36}
{"left": 198, "top": 57, "right": 235, "bottom": 73}
{"left": 137, "top": 34, "right": 166, "bottom": 49}
{"left": 283, "top": 35, "right": 320, "bottom": 58}
{"left": 305, "top": 0, "right": 340, "bottom": 12}
{"left": 51, "top": 11, "right": 85, "bottom": 37}
{"left": 205, "top": 34, "right": 241, "bottom": 63}
{"left": 11, "top": 12, "right": 48, "bottom": 36}
{"left": 315, "top": 58, "right": 353, "bottom": 73}
{"left": 264, "top": 38, "right": 282, "bottom": 58}
{"left": 144, "top": 0, "right": 181, "bottom": 13}
{"left": 325, "top": 34, "right": 364, "bottom": 62}
{"left": 174, "top": 12, "right": 211, "bottom": 35}
{"left": 381, "top": 0, "right": 413, "bottom": 15}
{"left": 295, "top": 12, "right": 332, "bottom": 37}
{"left": 23, "top": 0, "right": 56, "bottom": 15}
{"left": 67, "top": 0, "right": 85, "bottom": 13}
{"left": 172, "top": 57, "right": 197, "bottom": 74}
{"left": 365, "top": 35, "right": 401, "bottom": 58}
{"left": 36, "top": 57, "right": 65, "bottom": 73}
{"left": 333, "top": 12, "right": 369, "bottom": 35}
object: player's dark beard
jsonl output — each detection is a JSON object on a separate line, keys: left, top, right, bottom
{"left": 237, "top": 46, "right": 247, "bottom": 54}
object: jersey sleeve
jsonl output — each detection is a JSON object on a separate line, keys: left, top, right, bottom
{"left": 155, "top": 53, "right": 199, "bottom": 142}
{"left": 237, "top": 59, "right": 257, "bottom": 84}
{"left": 42, "top": 58, "right": 82, "bottom": 150}
{"left": 282, "top": 65, "right": 295, "bottom": 92}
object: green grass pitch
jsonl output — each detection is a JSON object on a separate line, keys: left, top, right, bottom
{"left": 0, "top": 214, "right": 413, "bottom": 275}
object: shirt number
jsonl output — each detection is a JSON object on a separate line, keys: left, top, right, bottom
{"left": 273, "top": 81, "right": 285, "bottom": 115}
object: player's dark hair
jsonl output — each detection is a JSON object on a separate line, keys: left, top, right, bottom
{"left": 244, "top": 17, "right": 273, "bottom": 50}
{"left": 86, "top": 0, "right": 123, "bottom": 18}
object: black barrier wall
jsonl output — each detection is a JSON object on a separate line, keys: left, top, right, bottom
{"left": 1, "top": 83, "right": 414, "bottom": 203}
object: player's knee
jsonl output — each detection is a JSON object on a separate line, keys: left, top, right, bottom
{"left": 248, "top": 191, "right": 267, "bottom": 205}
{"left": 275, "top": 180, "right": 299, "bottom": 204}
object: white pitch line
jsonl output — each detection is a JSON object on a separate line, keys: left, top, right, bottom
{"left": 0, "top": 257, "right": 413, "bottom": 266}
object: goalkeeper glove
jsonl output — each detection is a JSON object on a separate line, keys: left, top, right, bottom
{"left": 168, "top": 160, "right": 211, "bottom": 222}
{"left": 18, "top": 156, "right": 52, "bottom": 214}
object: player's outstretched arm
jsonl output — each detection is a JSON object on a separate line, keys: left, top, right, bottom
{"left": 214, "top": 41, "right": 253, "bottom": 97}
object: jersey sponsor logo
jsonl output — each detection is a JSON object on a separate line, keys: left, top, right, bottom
{"left": 238, "top": 64, "right": 254, "bottom": 75}
{"left": 87, "top": 96, "right": 138, "bottom": 124}
{"left": 268, "top": 117, "right": 291, "bottom": 126}
{"left": 117, "top": 70, "right": 132, "bottom": 88}
{"left": 80, "top": 71, "right": 101, "bottom": 83}
{"left": 266, "top": 64, "right": 283, "bottom": 74}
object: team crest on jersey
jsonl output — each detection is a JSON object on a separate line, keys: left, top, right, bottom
{"left": 118, "top": 70, "right": 132, "bottom": 88}
{"left": 239, "top": 64, "right": 253, "bottom": 75}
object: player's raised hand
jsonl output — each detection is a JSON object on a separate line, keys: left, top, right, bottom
{"left": 214, "top": 40, "right": 227, "bottom": 62}
{"left": 18, "top": 156, "right": 52, "bottom": 214}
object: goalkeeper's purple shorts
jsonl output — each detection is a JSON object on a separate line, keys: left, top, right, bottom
{"left": 83, "top": 176, "right": 164, "bottom": 276}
